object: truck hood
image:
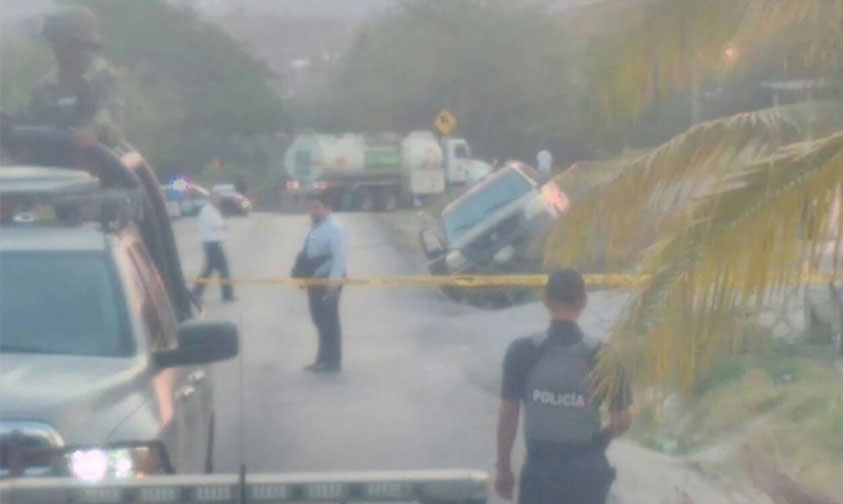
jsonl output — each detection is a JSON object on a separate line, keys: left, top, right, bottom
{"left": 0, "top": 353, "right": 151, "bottom": 445}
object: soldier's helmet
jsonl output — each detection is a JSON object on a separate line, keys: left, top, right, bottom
{"left": 42, "top": 6, "right": 102, "bottom": 49}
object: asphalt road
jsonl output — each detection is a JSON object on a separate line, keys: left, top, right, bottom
{"left": 173, "top": 212, "right": 760, "bottom": 504}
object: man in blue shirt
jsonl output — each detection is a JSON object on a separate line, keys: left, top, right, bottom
{"left": 300, "top": 195, "right": 347, "bottom": 373}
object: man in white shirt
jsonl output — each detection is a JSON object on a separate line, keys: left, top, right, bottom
{"left": 536, "top": 150, "right": 554, "bottom": 181}
{"left": 192, "top": 193, "right": 235, "bottom": 302}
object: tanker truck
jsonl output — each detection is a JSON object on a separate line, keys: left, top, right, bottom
{"left": 282, "top": 131, "right": 492, "bottom": 211}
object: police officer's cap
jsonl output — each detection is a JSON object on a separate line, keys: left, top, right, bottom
{"left": 42, "top": 6, "right": 102, "bottom": 49}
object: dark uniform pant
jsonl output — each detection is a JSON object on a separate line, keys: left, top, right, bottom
{"left": 519, "top": 447, "right": 615, "bottom": 504}
{"left": 308, "top": 286, "right": 342, "bottom": 368}
{"left": 192, "top": 241, "right": 233, "bottom": 300}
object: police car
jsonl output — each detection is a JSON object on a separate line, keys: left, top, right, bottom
{"left": 162, "top": 179, "right": 210, "bottom": 219}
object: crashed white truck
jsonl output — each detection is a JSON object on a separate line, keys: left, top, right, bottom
{"left": 282, "top": 131, "right": 492, "bottom": 211}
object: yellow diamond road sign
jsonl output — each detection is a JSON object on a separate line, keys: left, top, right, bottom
{"left": 434, "top": 110, "right": 457, "bottom": 136}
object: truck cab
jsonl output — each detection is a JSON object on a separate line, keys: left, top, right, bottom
{"left": 441, "top": 137, "right": 492, "bottom": 185}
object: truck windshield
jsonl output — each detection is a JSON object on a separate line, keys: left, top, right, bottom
{"left": 0, "top": 252, "right": 132, "bottom": 357}
{"left": 443, "top": 170, "right": 531, "bottom": 242}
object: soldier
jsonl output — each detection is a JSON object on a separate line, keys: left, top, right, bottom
{"left": 21, "top": 6, "right": 124, "bottom": 146}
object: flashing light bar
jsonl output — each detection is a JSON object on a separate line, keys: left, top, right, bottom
{"left": 171, "top": 178, "right": 190, "bottom": 192}
{"left": 0, "top": 469, "right": 489, "bottom": 504}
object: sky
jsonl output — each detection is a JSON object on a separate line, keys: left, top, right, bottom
{"left": 0, "top": 0, "right": 391, "bottom": 22}
{"left": 0, "top": 0, "right": 601, "bottom": 23}
{"left": 0, "top": 0, "right": 53, "bottom": 22}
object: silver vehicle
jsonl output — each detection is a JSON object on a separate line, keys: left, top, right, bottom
{"left": 0, "top": 165, "right": 238, "bottom": 480}
{"left": 419, "top": 162, "right": 568, "bottom": 306}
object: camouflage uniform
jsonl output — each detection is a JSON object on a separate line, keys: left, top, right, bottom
{"left": 20, "top": 7, "right": 125, "bottom": 145}
{"left": 25, "top": 58, "right": 125, "bottom": 145}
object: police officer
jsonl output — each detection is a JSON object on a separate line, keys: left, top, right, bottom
{"left": 20, "top": 6, "right": 124, "bottom": 145}
{"left": 295, "top": 195, "right": 347, "bottom": 373}
{"left": 495, "top": 269, "right": 632, "bottom": 504}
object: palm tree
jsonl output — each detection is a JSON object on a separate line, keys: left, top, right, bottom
{"left": 544, "top": 2, "right": 843, "bottom": 497}
{"left": 547, "top": 101, "right": 843, "bottom": 271}
{"left": 549, "top": 0, "right": 843, "bottom": 386}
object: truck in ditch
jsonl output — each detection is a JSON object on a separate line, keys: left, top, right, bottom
{"left": 419, "top": 161, "right": 569, "bottom": 306}
{"left": 282, "top": 131, "right": 492, "bottom": 211}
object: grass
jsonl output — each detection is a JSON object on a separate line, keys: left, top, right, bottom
{"left": 630, "top": 339, "right": 843, "bottom": 498}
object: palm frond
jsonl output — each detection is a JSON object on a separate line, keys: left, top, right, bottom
{"left": 593, "top": 132, "right": 843, "bottom": 398}
{"left": 544, "top": 101, "right": 843, "bottom": 269}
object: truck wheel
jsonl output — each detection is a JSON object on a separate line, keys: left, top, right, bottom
{"left": 356, "top": 188, "right": 377, "bottom": 212}
{"left": 378, "top": 188, "right": 400, "bottom": 212}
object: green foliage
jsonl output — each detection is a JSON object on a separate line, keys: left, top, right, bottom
{"left": 195, "top": 135, "right": 287, "bottom": 206}
{"left": 589, "top": 131, "right": 842, "bottom": 399}
{"left": 307, "top": 0, "right": 592, "bottom": 164}
{"left": 545, "top": 9, "right": 843, "bottom": 398}
{"left": 0, "top": 41, "right": 53, "bottom": 111}
{"left": 2, "top": 0, "right": 285, "bottom": 175}
{"left": 596, "top": 0, "right": 843, "bottom": 125}
{"left": 547, "top": 102, "right": 843, "bottom": 270}
{"left": 71, "top": 0, "right": 284, "bottom": 137}
{"left": 693, "top": 354, "right": 746, "bottom": 396}
{"left": 633, "top": 352, "right": 843, "bottom": 497}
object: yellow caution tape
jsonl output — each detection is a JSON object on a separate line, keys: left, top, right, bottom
{"left": 194, "top": 272, "right": 835, "bottom": 288}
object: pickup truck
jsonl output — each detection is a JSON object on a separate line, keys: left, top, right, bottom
{"left": 0, "top": 127, "right": 239, "bottom": 480}
{"left": 419, "top": 162, "right": 568, "bottom": 306}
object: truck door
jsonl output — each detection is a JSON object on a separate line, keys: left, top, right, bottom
{"left": 445, "top": 139, "right": 472, "bottom": 184}
{"left": 125, "top": 241, "right": 207, "bottom": 474}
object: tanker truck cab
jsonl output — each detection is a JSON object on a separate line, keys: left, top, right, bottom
{"left": 441, "top": 137, "right": 492, "bottom": 185}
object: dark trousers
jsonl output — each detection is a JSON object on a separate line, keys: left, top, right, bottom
{"left": 192, "top": 242, "right": 233, "bottom": 300}
{"left": 307, "top": 286, "right": 342, "bottom": 368}
{"left": 519, "top": 448, "right": 615, "bottom": 504}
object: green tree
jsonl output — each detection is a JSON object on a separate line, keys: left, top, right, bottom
{"left": 0, "top": 42, "right": 52, "bottom": 111}
{"left": 546, "top": 3, "right": 843, "bottom": 498}
{"left": 310, "top": 0, "right": 591, "bottom": 164}
{"left": 2, "top": 0, "right": 285, "bottom": 177}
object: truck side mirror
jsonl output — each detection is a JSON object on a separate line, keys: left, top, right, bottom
{"left": 155, "top": 320, "right": 239, "bottom": 368}
{"left": 419, "top": 228, "right": 445, "bottom": 259}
